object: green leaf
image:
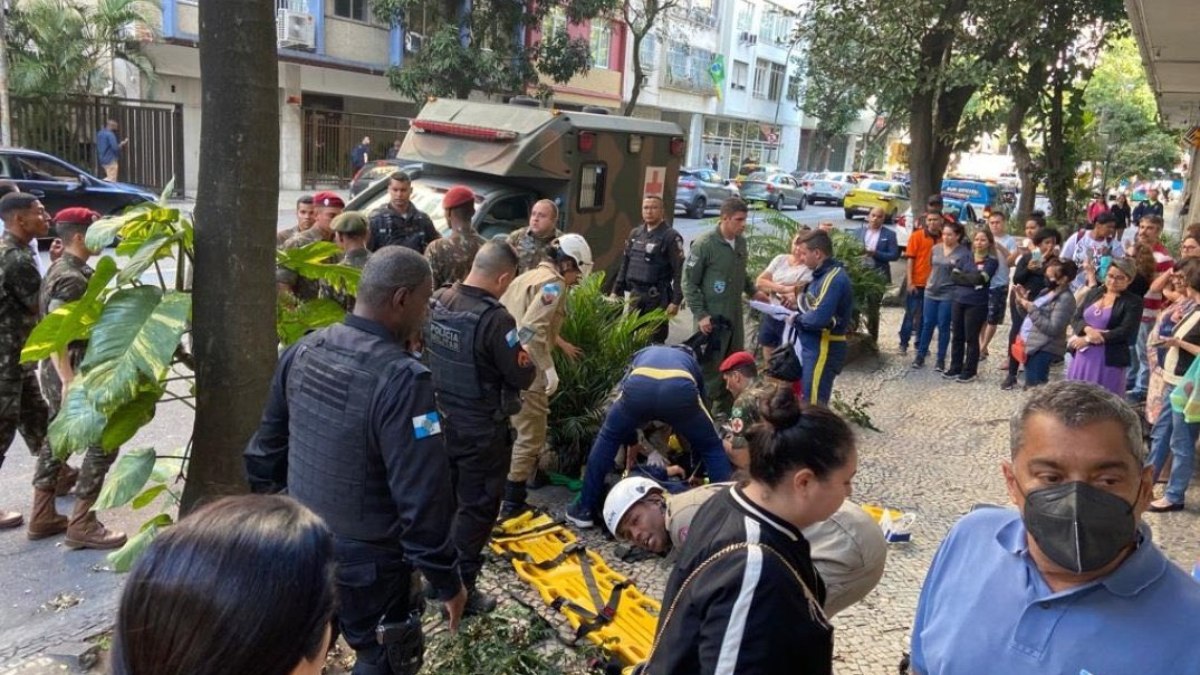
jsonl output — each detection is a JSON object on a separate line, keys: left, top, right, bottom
{"left": 140, "top": 512, "right": 175, "bottom": 532}
{"left": 157, "top": 177, "right": 176, "bottom": 207}
{"left": 130, "top": 483, "right": 168, "bottom": 509}
{"left": 48, "top": 383, "right": 108, "bottom": 459}
{"left": 106, "top": 523, "right": 158, "bottom": 573}
{"left": 277, "top": 298, "right": 347, "bottom": 346}
{"left": 95, "top": 447, "right": 156, "bottom": 510}
{"left": 277, "top": 242, "right": 362, "bottom": 293}
{"left": 81, "top": 289, "right": 191, "bottom": 378}
{"left": 85, "top": 215, "right": 130, "bottom": 252}
{"left": 21, "top": 256, "right": 117, "bottom": 363}
{"left": 116, "top": 232, "right": 183, "bottom": 285}
{"left": 99, "top": 383, "right": 163, "bottom": 451}
{"left": 150, "top": 456, "right": 184, "bottom": 483}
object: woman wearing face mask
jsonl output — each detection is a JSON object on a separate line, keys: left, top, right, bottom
{"left": 945, "top": 228, "right": 999, "bottom": 382}
{"left": 643, "top": 389, "right": 856, "bottom": 675}
{"left": 1014, "top": 260, "right": 1078, "bottom": 388}
{"left": 755, "top": 231, "right": 813, "bottom": 363}
{"left": 914, "top": 220, "right": 969, "bottom": 372}
{"left": 1066, "top": 258, "right": 1142, "bottom": 396}
{"left": 1003, "top": 227, "right": 1062, "bottom": 390}
{"left": 1145, "top": 263, "right": 1200, "bottom": 512}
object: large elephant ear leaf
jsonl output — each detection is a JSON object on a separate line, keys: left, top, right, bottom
{"left": 80, "top": 289, "right": 191, "bottom": 380}
{"left": 21, "top": 256, "right": 118, "bottom": 363}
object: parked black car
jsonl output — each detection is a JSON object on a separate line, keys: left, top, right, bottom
{"left": 0, "top": 148, "right": 157, "bottom": 218}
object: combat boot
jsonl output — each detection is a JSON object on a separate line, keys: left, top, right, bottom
{"left": 497, "top": 480, "right": 529, "bottom": 520}
{"left": 55, "top": 464, "right": 79, "bottom": 497}
{"left": 64, "top": 499, "right": 126, "bottom": 550}
{"left": 27, "top": 488, "right": 67, "bottom": 540}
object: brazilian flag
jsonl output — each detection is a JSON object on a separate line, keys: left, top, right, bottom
{"left": 709, "top": 55, "right": 725, "bottom": 100}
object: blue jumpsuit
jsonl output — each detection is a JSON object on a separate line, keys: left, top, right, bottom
{"left": 577, "top": 346, "right": 733, "bottom": 516}
{"left": 797, "top": 259, "right": 854, "bottom": 406}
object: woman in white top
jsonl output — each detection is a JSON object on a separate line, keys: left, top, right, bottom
{"left": 755, "top": 232, "right": 813, "bottom": 362}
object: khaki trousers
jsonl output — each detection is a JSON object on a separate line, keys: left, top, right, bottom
{"left": 103, "top": 163, "right": 119, "bottom": 181}
{"left": 507, "top": 388, "right": 548, "bottom": 482}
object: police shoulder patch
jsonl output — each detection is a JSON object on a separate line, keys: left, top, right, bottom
{"left": 412, "top": 411, "right": 442, "bottom": 439}
{"left": 505, "top": 328, "right": 520, "bottom": 348}
{"left": 541, "top": 282, "right": 563, "bottom": 306}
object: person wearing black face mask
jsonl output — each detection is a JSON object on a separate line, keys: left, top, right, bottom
{"left": 910, "top": 381, "right": 1200, "bottom": 675}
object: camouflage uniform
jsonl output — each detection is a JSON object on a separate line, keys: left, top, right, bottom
{"left": 276, "top": 227, "right": 332, "bottom": 301}
{"left": 0, "top": 232, "right": 51, "bottom": 474}
{"left": 426, "top": 231, "right": 487, "bottom": 288}
{"left": 723, "top": 377, "right": 780, "bottom": 472}
{"left": 507, "top": 226, "right": 563, "bottom": 274}
{"left": 276, "top": 226, "right": 300, "bottom": 248}
{"left": 320, "top": 247, "right": 371, "bottom": 313}
{"left": 34, "top": 253, "right": 114, "bottom": 497}
{"left": 500, "top": 261, "right": 570, "bottom": 483}
{"left": 366, "top": 203, "right": 439, "bottom": 253}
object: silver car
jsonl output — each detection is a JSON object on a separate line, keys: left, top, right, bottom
{"left": 675, "top": 167, "right": 738, "bottom": 218}
{"left": 738, "top": 172, "right": 808, "bottom": 210}
{"left": 807, "top": 172, "right": 859, "bottom": 206}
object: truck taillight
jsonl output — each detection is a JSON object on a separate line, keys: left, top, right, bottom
{"left": 578, "top": 131, "right": 596, "bottom": 153}
{"left": 410, "top": 119, "right": 517, "bottom": 141}
{"left": 670, "top": 137, "right": 685, "bottom": 156}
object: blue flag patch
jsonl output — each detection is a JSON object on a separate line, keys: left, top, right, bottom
{"left": 505, "top": 328, "right": 519, "bottom": 348}
{"left": 412, "top": 411, "right": 442, "bottom": 439}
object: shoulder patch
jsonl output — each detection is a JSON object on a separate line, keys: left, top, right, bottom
{"left": 505, "top": 328, "right": 519, "bottom": 348}
{"left": 541, "top": 282, "right": 562, "bottom": 306}
{"left": 412, "top": 411, "right": 442, "bottom": 439}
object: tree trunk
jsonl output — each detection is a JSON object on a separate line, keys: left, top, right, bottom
{"left": 623, "top": 30, "right": 647, "bottom": 117}
{"left": 182, "top": 0, "right": 280, "bottom": 514}
{"left": 908, "top": 90, "right": 935, "bottom": 214}
{"left": 1045, "top": 70, "right": 1070, "bottom": 224}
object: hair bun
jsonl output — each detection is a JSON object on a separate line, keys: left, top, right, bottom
{"left": 759, "top": 385, "right": 802, "bottom": 430}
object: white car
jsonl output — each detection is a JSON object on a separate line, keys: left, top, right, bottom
{"left": 807, "top": 172, "right": 859, "bottom": 206}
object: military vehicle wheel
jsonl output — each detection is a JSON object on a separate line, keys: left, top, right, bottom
{"left": 687, "top": 197, "right": 706, "bottom": 219}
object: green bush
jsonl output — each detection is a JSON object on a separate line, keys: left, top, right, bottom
{"left": 548, "top": 273, "right": 667, "bottom": 476}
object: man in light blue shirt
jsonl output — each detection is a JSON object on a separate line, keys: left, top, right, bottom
{"left": 910, "top": 380, "right": 1200, "bottom": 675}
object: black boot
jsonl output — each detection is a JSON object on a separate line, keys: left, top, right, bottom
{"left": 464, "top": 586, "right": 497, "bottom": 616}
{"left": 498, "top": 480, "right": 529, "bottom": 520}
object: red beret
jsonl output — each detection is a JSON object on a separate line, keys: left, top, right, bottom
{"left": 54, "top": 207, "right": 101, "bottom": 225}
{"left": 442, "top": 185, "right": 475, "bottom": 209}
{"left": 312, "top": 191, "right": 345, "bottom": 208}
{"left": 719, "top": 351, "right": 756, "bottom": 373}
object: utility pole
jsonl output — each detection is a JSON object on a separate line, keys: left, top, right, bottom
{"left": 0, "top": 1, "right": 11, "bottom": 146}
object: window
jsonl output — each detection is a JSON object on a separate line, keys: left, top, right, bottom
{"left": 16, "top": 156, "right": 81, "bottom": 184}
{"left": 786, "top": 73, "right": 802, "bottom": 101}
{"left": 590, "top": 23, "right": 612, "bottom": 69}
{"left": 333, "top": 0, "right": 367, "bottom": 22}
{"left": 735, "top": 0, "right": 753, "bottom": 32}
{"left": 482, "top": 196, "right": 531, "bottom": 231}
{"left": 758, "top": 5, "right": 792, "bottom": 44}
{"left": 579, "top": 163, "right": 607, "bottom": 210}
{"left": 731, "top": 60, "right": 749, "bottom": 90}
{"left": 542, "top": 8, "right": 567, "bottom": 37}
{"left": 752, "top": 59, "right": 769, "bottom": 98}
{"left": 663, "top": 42, "right": 715, "bottom": 93}
{"left": 638, "top": 34, "right": 658, "bottom": 70}
{"left": 767, "top": 61, "right": 786, "bottom": 101}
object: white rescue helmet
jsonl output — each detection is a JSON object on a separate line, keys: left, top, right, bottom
{"left": 553, "top": 233, "right": 593, "bottom": 278}
{"left": 603, "top": 476, "right": 663, "bottom": 536}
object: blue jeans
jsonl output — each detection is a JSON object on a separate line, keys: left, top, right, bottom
{"left": 577, "top": 374, "right": 731, "bottom": 515}
{"left": 917, "top": 297, "right": 952, "bottom": 362}
{"left": 1148, "top": 385, "right": 1200, "bottom": 504}
{"left": 1126, "top": 322, "right": 1152, "bottom": 395}
{"left": 1024, "top": 350, "right": 1054, "bottom": 387}
{"left": 899, "top": 287, "right": 925, "bottom": 348}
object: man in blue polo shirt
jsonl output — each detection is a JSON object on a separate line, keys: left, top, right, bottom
{"left": 910, "top": 380, "right": 1200, "bottom": 675}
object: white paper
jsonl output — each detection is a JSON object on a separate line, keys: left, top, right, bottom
{"left": 749, "top": 300, "right": 797, "bottom": 321}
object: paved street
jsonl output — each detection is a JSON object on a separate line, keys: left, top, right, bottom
{"left": 3, "top": 295, "right": 1198, "bottom": 673}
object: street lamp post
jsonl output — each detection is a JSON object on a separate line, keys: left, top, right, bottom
{"left": 0, "top": 1, "right": 11, "bottom": 146}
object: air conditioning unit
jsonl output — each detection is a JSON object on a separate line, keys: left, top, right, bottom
{"left": 276, "top": 9, "right": 315, "bottom": 50}
{"left": 404, "top": 32, "right": 425, "bottom": 54}
{"left": 739, "top": 31, "right": 758, "bottom": 45}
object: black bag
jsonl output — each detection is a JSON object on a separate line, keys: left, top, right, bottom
{"left": 766, "top": 324, "right": 803, "bottom": 382}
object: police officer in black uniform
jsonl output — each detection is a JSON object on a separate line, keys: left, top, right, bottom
{"left": 612, "top": 195, "right": 685, "bottom": 343}
{"left": 428, "top": 241, "right": 536, "bottom": 615}
{"left": 246, "top": 247, "right": 467, "bottom": 675}
{"left": 368, "top": 171, "right": 440, "bottom": 253}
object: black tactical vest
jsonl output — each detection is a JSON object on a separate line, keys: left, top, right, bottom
{"left": 285, "top": 323, "right": 416, "bottom": 542}
{"left": 428, "top": 288, "right": 500, "bottom": 403}
{"left": 626, "top": 224, "right": 675, "bottom": 286}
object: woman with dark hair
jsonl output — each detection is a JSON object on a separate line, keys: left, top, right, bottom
{"left": 643, "top": 389, "right": 856, "bottom": 674}
{"left": 1002, "top": 227, "right": 1061, "bottom": 390}
{"left": 914, "top": 220, "right": 969, "bottom": 371}
{"left": 112, "top": 495, "right": 336, "bottom": 675}
{"left": 1066, "top": 257, "right": 1143, "bottom": 396}
{"left": 1111, "top": 194, "right": 1131, "bottom": 236}
{"left": 1014, "top": 259, "right": 1078, "bottom": 387}
{"left": 945, "top": 228, "right": 999, "bottom": 382}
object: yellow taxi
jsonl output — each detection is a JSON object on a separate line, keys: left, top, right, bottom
{"left": 842, "top": 179, "right": 910, "bottom": 222}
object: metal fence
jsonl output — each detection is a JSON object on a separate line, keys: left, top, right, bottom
{"left": 302, "top": 108, "right": 411, "bottom": 187}
{"left": 10, "top": 95, "right": 185, "bottom": 195}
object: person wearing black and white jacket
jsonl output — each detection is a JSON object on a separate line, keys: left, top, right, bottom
{"left": 639, "top": 389, "right": 857, "bottom": 675}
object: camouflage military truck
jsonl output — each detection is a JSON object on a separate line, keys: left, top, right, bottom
{"left": 345, "top": 97, "right": 685, "bottom": 278}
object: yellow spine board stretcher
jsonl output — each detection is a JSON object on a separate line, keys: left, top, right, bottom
{"left": 490, "top": 510, "right": 661, "bottom": 666}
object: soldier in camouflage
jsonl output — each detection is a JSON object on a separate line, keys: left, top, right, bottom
{"left": 367, "top": 172, "right": 440, "bottom": 253}
{"left": 275, "top": 194, "right": 315, "bottom": 248}
{"left": 278, "top": 191, "right": 343, "bottom": 301}
{"left": 426, "top": 186, "right": 486, "bottom": 288}
{"left": 717, "top": 351, "right": 778, "bottom": 473}
{"left": 0, "top": 194, "right": 57, "bottom": 533}
{"left": 319, "top": 212, "right": 371, "bottom": 313}
{"left": 34, "top": 208, "right": 126, "bottom": 549}
{"left": 506, "top": 199, "right": 562, "bottom": 274}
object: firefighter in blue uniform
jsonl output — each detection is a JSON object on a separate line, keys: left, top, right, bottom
{"left": 795, "top": 230, "right": 854, "bottom": 405}
{"left": 427, "top": 241, "right": 536, "bottom": 615}
{"left": 565, "top": 344, "right": 733, "bottom": 529}
{"left": 245, "top": 247, "right": 466, "bottom": 675}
